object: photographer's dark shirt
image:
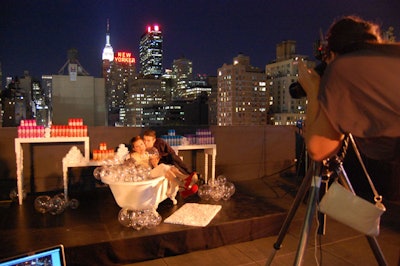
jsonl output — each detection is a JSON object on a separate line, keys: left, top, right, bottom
{"left": 319, "top": 46, "right": 400, "bottom": 200}
{"left": 319, "top": 47, "right": 400, "bottom": 161}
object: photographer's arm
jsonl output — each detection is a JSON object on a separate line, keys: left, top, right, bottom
{"left": 298, "top": 61, "right": 344, "bottom": 161}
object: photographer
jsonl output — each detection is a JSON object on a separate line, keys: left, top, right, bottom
{"left": 298, "top": 16, "right": 400, "bottom": 200}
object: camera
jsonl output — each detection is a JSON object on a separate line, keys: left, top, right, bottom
{"left": 289, "top": 39, "right": 328, "bottom": 99}
{"left": 289, "top": 62, "right": 327, "bottom": 99}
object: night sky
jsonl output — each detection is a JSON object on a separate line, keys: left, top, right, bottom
{"left": 1, "top": 0, "right": 399, "bottom": 83}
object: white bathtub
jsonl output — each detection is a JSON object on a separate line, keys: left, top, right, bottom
{"left": 102, "top": 176, "right": 178, "bottom": 210}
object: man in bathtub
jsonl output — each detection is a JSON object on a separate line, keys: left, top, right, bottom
{"left": 130, "top": 135, "right": 198, "bottom": 199}
{"left": 143, "top": 129, "right": 199, "bottom": 184}
{"left": 142, "top": 130, "right": 192, "bottom": 172}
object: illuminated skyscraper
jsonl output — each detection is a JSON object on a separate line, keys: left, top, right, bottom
{"left": 172, "top": 56, "right": 193, "bottom": 99}
{"left": 125, "top": 78, "right": 164, "bottom": 127}
{"left": 107, "top": 51, "right": 136, "bottom": 126}
{"left": 265, "top": 40, "right": 314, "bottom": 125}
{"left": 139, "top": 25, "right": 163, "bottom": 78}
{"left": 217, "top": 54, "right": 268, "bottom": 126}
{"left": 100, "top": 19, "right": 136, "bottom": 126}
{"left": 102, "top": 19, "right": 114, "bottom": 62}
{"left": 102, "top": 18, "right": 114, "bottom": 79}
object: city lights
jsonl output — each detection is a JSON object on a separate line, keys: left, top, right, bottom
{"left": 147, "top": 24, "right": 161, "bottom": 33}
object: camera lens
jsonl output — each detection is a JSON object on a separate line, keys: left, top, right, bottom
{"left": 289, "top": 82, "right": 307, "bottom": 99}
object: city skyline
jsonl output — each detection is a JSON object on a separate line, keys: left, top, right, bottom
{"left": 1, "top": 0, "right": 399, "bottom": 84}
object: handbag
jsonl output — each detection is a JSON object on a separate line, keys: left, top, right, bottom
{"left": 319, "top": 134, "right": 386, "bottom": 236}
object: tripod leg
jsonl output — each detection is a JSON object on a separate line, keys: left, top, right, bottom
{"left": 265, "top": 162, "right": 315, "bottom": 266}
{"left": 366, "top": 237, "right": 388, "bottom": 266}
{"left": 294, "top": 161, "right": 322, "bottom": 265}
{"left": 336, "top": 164, "right": 388, "bottom": 266}
{"left": 317, "top": 175, "right": 329, "bottom": 235}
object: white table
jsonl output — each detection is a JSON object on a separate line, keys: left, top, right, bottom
{"left": 14, "top": 137, "right": 90, "bottom": 205}
{"left": 171, "top": 144, "right": 217, "bottom": 184}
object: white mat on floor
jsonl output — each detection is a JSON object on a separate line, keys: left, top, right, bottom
{"left": 164, "top": 203, "right": 222, "bottom": 227}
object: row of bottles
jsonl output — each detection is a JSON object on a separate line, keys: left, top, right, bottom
{"left": 92, "top": 142, "right": 115, "bottom": 161}
{"left": 17, "top": 118, "right": 87, "bottom": 138}
{"left": 161, "top": 128, "right": 215, "bottom": 146}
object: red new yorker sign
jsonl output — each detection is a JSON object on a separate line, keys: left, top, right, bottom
{"left": 114, "top": 51, "right": 136, "bottom": 64}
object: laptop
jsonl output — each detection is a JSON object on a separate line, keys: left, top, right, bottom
{"left": 0, "top": 244, "right": 66, "bottom": 266}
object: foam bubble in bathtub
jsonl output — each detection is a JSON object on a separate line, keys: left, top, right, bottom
{"left": 103, "top": 176, "right": 170, "bottom": 210}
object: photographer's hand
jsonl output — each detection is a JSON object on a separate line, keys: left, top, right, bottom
{"left": 298, "top": 61, "right": 320, "bottom": 99}
{"left": 298, "top": 61, "right": 344, "bottom": 161}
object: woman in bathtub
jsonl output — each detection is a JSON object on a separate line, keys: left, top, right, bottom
{"left": 129, "top": 136, "right": 198, "bottom": 199}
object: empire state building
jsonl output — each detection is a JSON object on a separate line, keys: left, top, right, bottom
{"left": 102, "top": 19, "right": 114, "bottom": 62}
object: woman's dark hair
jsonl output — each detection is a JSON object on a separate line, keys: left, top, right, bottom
{"left": 130, "top": 135, "right": 142, "bottom": 145}
{"left": 326, "top": 16, "right": 382, "bottom": 54}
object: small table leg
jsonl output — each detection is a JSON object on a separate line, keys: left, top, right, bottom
{"left": 211, "top": 153, "right": 216, "bottom": 184}
{"left": 15, "top": 141, "right": 24, "bottom": 205}
{"left": 204, "top": 153, "right": 209, "bottom": 184}
{"left": 62, "top": 161, "right": 69, "bottom": 201}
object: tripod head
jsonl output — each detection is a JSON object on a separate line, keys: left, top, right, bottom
{"left": 320, "top": 134, "right": 351, "bottom": 181}
{"left": 323, "top": 155, "right": 342, "bottom": 171}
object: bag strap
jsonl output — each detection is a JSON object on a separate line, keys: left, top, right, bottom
{"left": 348, "top": 134, "right": 383, "bottom": 204}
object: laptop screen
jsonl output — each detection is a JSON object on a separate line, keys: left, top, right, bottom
{"left": 0, "top": 245, "right": 66, "bottom": 266}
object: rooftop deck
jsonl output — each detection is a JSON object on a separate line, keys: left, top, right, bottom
{"left": 0, "top": 126, "right": 398, "bottom": 265}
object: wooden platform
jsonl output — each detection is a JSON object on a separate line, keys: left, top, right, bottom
{"left": 0, "top": 182, "right": 287, "bottom": 265}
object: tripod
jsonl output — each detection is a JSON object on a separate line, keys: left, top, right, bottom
{"left": 265, "top": 158, "right": 388, "bottom": 265}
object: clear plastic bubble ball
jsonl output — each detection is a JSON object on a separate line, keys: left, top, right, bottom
{"left": 222, "top": 182, "right": 236, "bottom": 200}
{"left": 34, "top": 195, "right": 52, "bottom": 214}
{"left": 198, "top": 184, "right": 212, "bottom": 201}
{"left": 93, "top": 167, "right": 102, "bottom": 180}
{"left": 48, "top": 194, "right": 67, "bottom": 215}
{"left": 9, "top": 187, "right": 27, "bottom": 201}
{"left": 216, "top": 175, "right": 227, "bottom": 185}
{"left": 210, "top": 185, "right": 224, "bottom": 201}
{"left": 118, "top": 208, "right": 133, "bottom": 227}
{"left": 68, "top": 198, "right": 80, "bottom": 209}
